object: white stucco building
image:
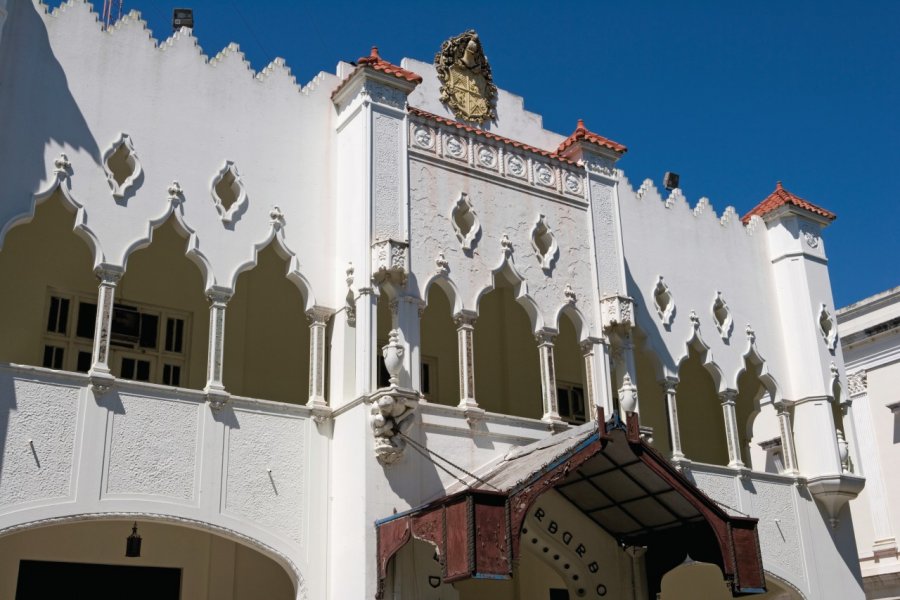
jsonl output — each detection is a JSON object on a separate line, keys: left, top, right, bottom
{"left": 0, "top": 2, "right": 869, "bottom": 598}
{"left": 839, "top": 287, "right": 900, "bottom": 599}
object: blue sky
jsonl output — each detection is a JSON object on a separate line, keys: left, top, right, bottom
{"left": 70, "top": 0, "right": 899, "bottom": 307}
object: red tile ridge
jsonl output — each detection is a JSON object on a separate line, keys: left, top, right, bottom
{"left": 331, "top": 46, "right": 422, "bottom": 101}
{"left": 557, "top": 118, "right": 627, "bottom": 155}
{"left": 355, "top": 46, "right": 422, "bottom": 84}
{"left": 741, "top": 181, "right": 836, "bottom": 224}
{"left": 408, "top": 106, "right": 580, "bottom": 167}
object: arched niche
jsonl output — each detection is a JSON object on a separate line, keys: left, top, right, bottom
{"left": 224, "top": 243, "right": 310, "bottom": 403}
{"left": 0, "top": 191, "right": 97, "bottom": 371}
{"left": 115, "top": 217, "right": 209, "bottom": 390}
{"left": 736, "top": 358, "right": 780, "bottom": 472}
{"left": 676, "top": 346, "right": 729, "bottom": 466}
{"left": 474, "top": 284, "right": 541, "bottom": 419}
{"left": 0, "top": 519, "right": 295, "bottom": 600}
{"left": 420, "top": 283, "right": 460, "bottom": 405}
{"left": 633, "top": 328, "right": 672, "bottom": 454}
{"left": 554, "top": 311, "right": 588, "bottom": 424}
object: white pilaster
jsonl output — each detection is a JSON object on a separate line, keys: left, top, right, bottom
{"left": 392, "top": 296, "right": 423, "bottom": 390}
{"left": 536, "top": 330, "right": 563, "bottom": 426}
{"left": 307, "top": 307, "right": 331, "bottom": 408}
{"left": 663, "top": 377, "right": 685, "bottom": 461}
{"left": 454, "top": 311, "right": 478, "bottom": 409}
{"left": 720, "top": 389, "right": 745, "bottom": 469}
{"left": 776, "top": 402, "right": 800, "bottom": 475}
{"left": 204, "top": 287, "right": 231, "bottom": 403}
{"left": 87, "top": 264, "right": 124, "bottom": 389}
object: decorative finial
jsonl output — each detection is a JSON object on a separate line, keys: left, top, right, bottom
{"left": 776, "top": 181, "right": 783, "bottom": 190}
{"left": 370, "top": 46, "right": 380, "bottom": 59}
{"left": 576, "top": 118, "right": 586, "bottom": 132}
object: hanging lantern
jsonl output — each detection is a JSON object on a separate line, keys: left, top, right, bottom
{"left": 125, "top": 522, "right": 142, "bottom": 557}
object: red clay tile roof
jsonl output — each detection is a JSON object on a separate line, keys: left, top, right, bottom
{"left": 557, "top": 119, "right": 627, "bottom": 155}
{"left": 741, "top": 181, "right": 836, "bottom": 224}
{"left": 331, "top": 46, "right": 422, "bottom": 100}
{"left": 408, "top": 106, "right": 580, "bottom": 166}
{"left": 355, "top": 46, "right": 423, "bottom": 84}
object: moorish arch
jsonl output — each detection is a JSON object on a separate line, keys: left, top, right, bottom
{"left": 674, "top": 335, "right": 730, "bottom": 467}
{"left": 0, "top": 513, "right": 302, "bottom": 600}
{"left": 632, "top": 326, "right": 674, "bottom": 454}
{"left": 472, "top": 269, "right": 542, "bottom": 419}
{"left": 224, "top": 240, "right": 311, "bottom": 404}
{"left": 0, "top": 189, "right": 98, "bottom": 372}
{"left": 419, "top": 280, "right": 461, "bottom": 405}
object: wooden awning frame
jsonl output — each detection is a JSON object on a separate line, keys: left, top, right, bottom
{"left": 375, "top": 410, "right": 766, "bottom": 597}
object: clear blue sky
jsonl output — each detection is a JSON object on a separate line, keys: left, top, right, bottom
{"left": 67, "top": 0, "right": 899, "bottom": 307}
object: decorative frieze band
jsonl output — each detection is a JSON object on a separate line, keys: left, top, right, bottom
{"left": 408, "top": 118, "right": 585, "bottom": 200}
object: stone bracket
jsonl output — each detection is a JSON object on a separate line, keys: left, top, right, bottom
{"left": 372, "top": 238, "right": 409, "bottom": 287}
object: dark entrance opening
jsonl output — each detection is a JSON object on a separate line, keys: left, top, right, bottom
{"left": 16, "top": 560, "right": 181, "bottom": 600}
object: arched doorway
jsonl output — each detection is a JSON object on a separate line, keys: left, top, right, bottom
{"left": 0, "top": 519, "right": 296, "bottom": 600}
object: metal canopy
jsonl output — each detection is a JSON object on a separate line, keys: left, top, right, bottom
{"left": 375, "top": 410, "right": 766, "bottom": 598}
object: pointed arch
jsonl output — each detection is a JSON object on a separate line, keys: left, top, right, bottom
{"left": 422, "top": 273, "right": 463, "bottom": 316}
{"left": 473, "top": 257, "right": 543, "bottom": 333}
{"left": 553, "top": 302, "right": 590, "bottom": 343}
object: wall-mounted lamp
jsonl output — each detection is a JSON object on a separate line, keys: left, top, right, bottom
{"left": 125, "top": 522, "right": 142, "bottom": 557}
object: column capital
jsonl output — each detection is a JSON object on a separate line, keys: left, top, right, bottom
{"left": 206, "top": 287, "right": 232, "bottom": 305}
{"left": 453, "top": 310, "right": 477, "bottom": 328}
{"left": 306, "top": 306, "right": 333, "bottom": 325}
{"left": 535, "top": 329, "right": 557, "bottom": 346}
{"left": 719, "top": 389, "right": 738, "bottom": 405}
{"left": 661, "top": 376, "right": 679, "bottom": 392}
{"left": 579, "top": 336, "right": 603, "bottom": 355}
{"left": 94, "top": 264, "right": 124, "bottom": 285}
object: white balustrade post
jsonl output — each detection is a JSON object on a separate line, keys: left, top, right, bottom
{"left": 536, "top": 330, "right": 563, "bottom": 426}
{"left": 663, "top": 377, "right": 686, "bottom": 461}
{"left": 719, "top": 389, "right": 745, "bottom": 468}
{"left": 580, "top": 339, "right": 600, "bottom": 421}
{"left": 88, "top": 264, "right": 124, "bottom": 391}
{"left": 204, "top": 287, "right": 231, "bottom": 405}
{"left": 776, "top": 401, "right": 799, "bottom": 475}
{"left": 454, "top": 311, "right": 478, "bottom": 410}
{"left": 307, "top": 307, "right": 331, "bottom": 408}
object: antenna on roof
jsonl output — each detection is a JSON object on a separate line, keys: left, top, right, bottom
{"left": 101, "top": 0, "right": 124, "bottom": 30}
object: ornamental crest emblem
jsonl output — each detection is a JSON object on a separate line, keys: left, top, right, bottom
{"left": 434, "top": 30, "right": 497, "bottom": 124}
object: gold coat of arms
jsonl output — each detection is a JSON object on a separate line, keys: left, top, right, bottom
{"left": 434, "top": 30, "right": 497, "bottom": 124}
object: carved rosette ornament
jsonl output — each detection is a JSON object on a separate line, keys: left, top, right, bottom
{"left": 434, "top": 30, "right": 497, "bottom": 124}
{"left": 847, "top": 371, "right": 867, "bottom": 398}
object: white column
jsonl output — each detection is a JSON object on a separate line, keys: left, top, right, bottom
{"left": 88, "top": 264, "right": 124, "bottom": 389}
{"left": 663, "top": 377, "right": 685, "bottom": 461}
{"left": 392, "top": 296, "right": 423, "bottom": 391}
{"left": 719, "top": 390, "right": 745, "bottom": 468}
{"left": 454, "top": 311, "right": 478, "bottom": 409}
{"left": 355, "top": 286, "right": 378, "bottom": 397}
{"left": 536, "top": 330, "right": 563, "bottom": 425}
{"left": 776, "top": 402, "right": 799, "bottom": 475}
{"left": 204, "top": 288, "right": 231, "bottom": 400}
{"left": 580, "top": 339, "right": 600, "bottom": 421}
{"left": 307, "top": 307, "right": 331, "bottom": 408}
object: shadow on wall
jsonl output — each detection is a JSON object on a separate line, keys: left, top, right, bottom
{"left": 0, "top": 0, "right": 99, "bottom": 232}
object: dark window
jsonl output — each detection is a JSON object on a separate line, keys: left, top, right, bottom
{"left": 76, "top": 302, "right": 96, "bottom": 339}
{"left": 139, "top": 313, "right": 158, "bottom": 349}
{"left": 121, "top": 357, "right": 152, "bottom": 382}
{"left": 557, "top": 384, "right": 586, "bottom": 424}
{"left": 15, "top": 560, "right": 181, "bottom": 600}
{"left": 165, "top": 318, "right": 184, "bottom": 353}
{"left": 76, "top": 351, "right": 92, "bottom": 373}
{"left": 46, "top": 296, "right": 69, "bottom": 334}
{"left": 162, "top": 364, "right": 181, "bottom": 387}
{"left": 421, "top": 361, "right": 431, "bottom": 395}
{"left": 549, "top": 590, "right": 570, "bottom": 600}
{"left": 378, "top": 357, "right": 390, "bottom": 388}
{"left": 42, "top": 345, "right": 64, "bottom": 370}
{"left": 111, "top": 304, "right": 141, "bottom": 346}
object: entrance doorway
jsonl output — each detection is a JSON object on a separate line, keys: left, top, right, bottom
{"left": 16, "top": 560, "right": 181, "bottom": 600}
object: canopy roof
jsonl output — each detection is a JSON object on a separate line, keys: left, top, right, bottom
{"left": 375, "top": 411, "right": 766, "bottom": 597}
